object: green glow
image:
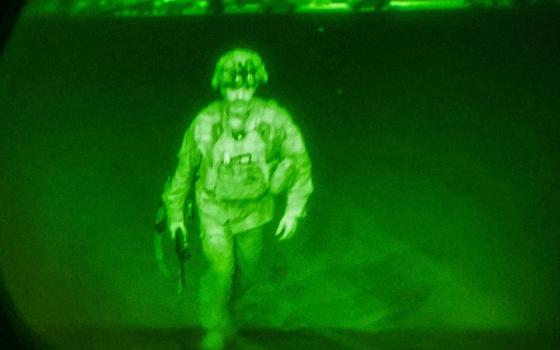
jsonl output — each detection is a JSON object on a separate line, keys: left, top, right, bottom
{"left": 390, "top": 0, "right": 467, "bottom": 10}
{"left": 24, "top": 0, "right": 522, "bottom": 16}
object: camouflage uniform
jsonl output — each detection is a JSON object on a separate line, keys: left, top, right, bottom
{"left": 163, "top": 96, "right": 313, "bottom": 337}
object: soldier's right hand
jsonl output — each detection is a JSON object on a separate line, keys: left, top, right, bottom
{"left": 169, "top": 221, "right": 187, "bottom": 240}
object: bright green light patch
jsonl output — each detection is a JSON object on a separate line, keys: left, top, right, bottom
{"left": 390, "top": 0, "right": 467, "bottom": 10}
{"left": 296, "top": 2, "right": 353, "bottom": 13}
{"left": 24, "top": 0, "right": 516, "bottom": 17}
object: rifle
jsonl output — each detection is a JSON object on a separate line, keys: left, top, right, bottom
{"left": 174, "top": 225, "right": 191, "bottom": 294}
{"left": 154, "top": 200, "right": 192, "bottom": 295}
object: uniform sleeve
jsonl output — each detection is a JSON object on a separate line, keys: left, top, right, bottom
{"left": 162, "top": 121, "right": 201, "bottom": 224}
{"left": 278, "top": 108, "right": 314, "bottom": 218}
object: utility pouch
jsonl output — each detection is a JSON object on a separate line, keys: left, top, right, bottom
{"left": 212, "top": 162, "right": 268, "bottom": 201}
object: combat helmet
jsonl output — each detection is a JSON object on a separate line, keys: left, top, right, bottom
{"left": 211, "top": 48, "right": 268, "bottom": 93}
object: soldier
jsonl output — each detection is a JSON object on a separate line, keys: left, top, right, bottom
{"left": 162, "top": 48, "right": 313, "bottom": 350}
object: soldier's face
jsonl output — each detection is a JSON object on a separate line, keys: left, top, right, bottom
{"left": 224, "top": 87, "right": 256, "bottom": 113}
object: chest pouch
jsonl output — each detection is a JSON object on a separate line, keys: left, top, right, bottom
{"left": 212, "top": 162, "right": 268, "bottom": 201}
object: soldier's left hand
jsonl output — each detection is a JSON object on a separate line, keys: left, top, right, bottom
{"left": 275, "top": 214, "right": 298, "bottom": 241}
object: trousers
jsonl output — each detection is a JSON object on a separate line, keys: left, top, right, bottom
{"left": 198, "top": 219, "right": 264, "bottom": 334}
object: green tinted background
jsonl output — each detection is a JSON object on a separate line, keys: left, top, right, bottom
{"left": 0, "top": 9, "right": 559, "bottom": 340}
